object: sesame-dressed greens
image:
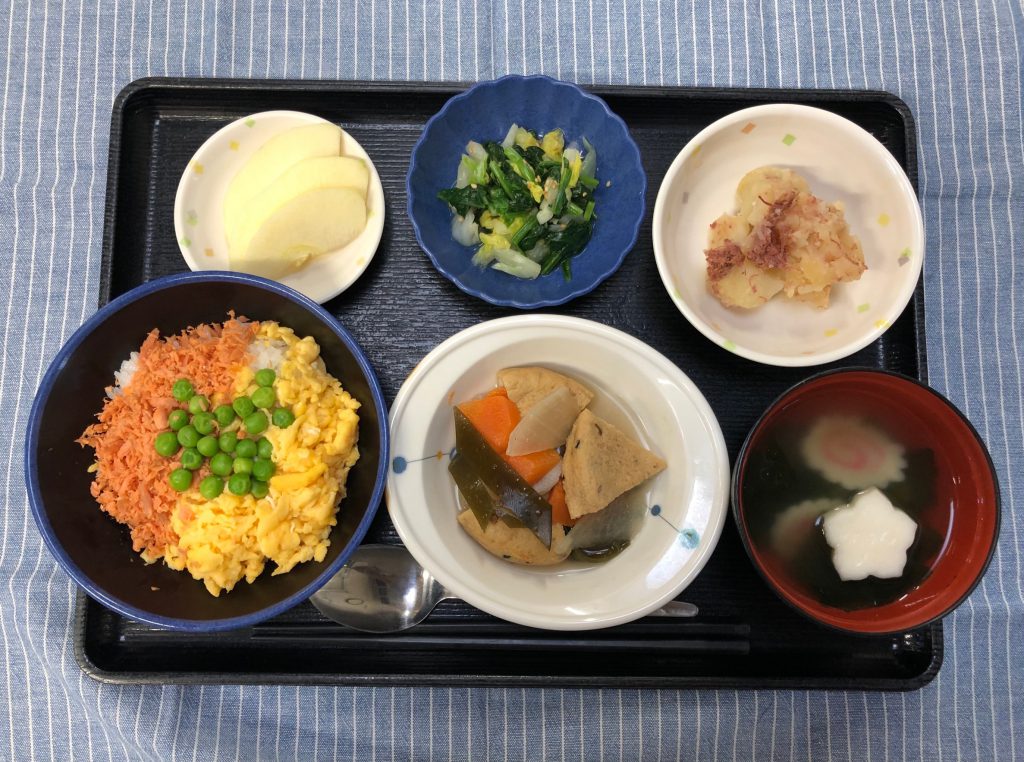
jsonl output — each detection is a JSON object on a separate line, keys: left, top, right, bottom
{"left": 437, "top": 124, "right": 598, "bottom": 281}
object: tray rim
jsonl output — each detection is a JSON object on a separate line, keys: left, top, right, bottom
{"left": 85, "top": 76, "right": 939, "bottom": 691}
{"left": 75, "top": 586, "right": 943, "bottom": 691}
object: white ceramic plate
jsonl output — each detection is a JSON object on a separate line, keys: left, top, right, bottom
{"left": 386, "top": 315, "right": 730, "bottom": 631}
{"left": 173, "top": 110, "right": 386, "bottom": 304}
{"left": 653, "top": 103, "right": 924, "bottom": 366}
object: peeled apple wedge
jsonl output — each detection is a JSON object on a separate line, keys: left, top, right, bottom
{"left": 222, "top": 122, "right": 344, "bottom": 238}
{"left": 230, "top": 187, "right": 367, "bottom": 279}
{"left": 226, "top": 156, "right": 369, "bottom": 257}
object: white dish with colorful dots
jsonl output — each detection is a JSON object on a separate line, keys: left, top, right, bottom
{"left": 173, "top": 110, "right": 386, "bottom": 305}
{"left": 385, "top": 314, "right": 730, "bottom": 631}
{"left": 652, "top": 103, "right": 924, "bottom": 367}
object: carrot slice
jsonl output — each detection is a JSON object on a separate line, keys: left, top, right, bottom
{"left": 457, "top": 395, "right": 521, "bottom": 453}
{"left": 547, "top": 480, "right": 576, "bottom": 527}
{"left": 506, "top": 448, "right": 561, "bottom": 484}
{"left": 485, "top": 386, "right": 509, "bottom": 398}
{"left": 457, "top": 394, "right": 561, "bottom": 483}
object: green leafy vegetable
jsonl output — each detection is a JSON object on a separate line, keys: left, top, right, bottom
{"left": 438, "top": 186, "right": 489, "bottom": 216}
{"left": 503, "top": 146, "right": 536, "bottom": 182}
{"left": 510, "top": 216, "right": 540, "bottom": 249}
{"left": 437, "top": 125, "right": 600, "bottom": 281}
{"left": 549, "top": 219, "right": 592, "bottom": 256}
{"left": 551, "top": 158, "right": 572, "bottom": 216}
{"left": 521, "top": 145, "right": 548, "bottom": 173}
{"left": 539, "top": 220, "right": 593, "bottom": 276}
{"left": 483, "top": 141, "right": 506, "bottom": 164}
{"left": 488, "top": 160, "right": 534, "bottom": 212}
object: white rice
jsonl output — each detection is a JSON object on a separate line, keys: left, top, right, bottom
{"left": 107, "top": 335, "right": 286, "bottom": 399}
{"left": 109, "top": 351, "right": 140, "bottom": 397}
{"left": 248, "top": 337, "right": 288, "bottom": 373}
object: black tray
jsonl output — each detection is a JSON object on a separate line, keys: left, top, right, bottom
{"left": 77, "top": 78, "right": 940, "bottom": 689}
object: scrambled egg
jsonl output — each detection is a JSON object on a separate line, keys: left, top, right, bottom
{"left": 166, "top": 322, "right": 361, "bottom": 596}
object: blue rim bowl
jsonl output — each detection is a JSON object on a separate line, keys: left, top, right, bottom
{"left": 407, "top": 75, "right": 647, "bottom": 309}
{"left": 25, "top": 271, "right": 389, "bottom": 632}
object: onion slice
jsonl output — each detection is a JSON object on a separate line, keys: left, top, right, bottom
{"left": 506, "top": 386, "right": 579, "bottom": 456}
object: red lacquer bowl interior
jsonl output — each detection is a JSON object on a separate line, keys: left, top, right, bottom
{"left": 733, "top": 369, "right": 1000, "bottom": 635}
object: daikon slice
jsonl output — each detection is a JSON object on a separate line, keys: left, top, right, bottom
{"left": 506, "top": 386, "right": 579, "bottom": 456}
{"left": 531, "top": 461, "right": 563, "bottom": 495}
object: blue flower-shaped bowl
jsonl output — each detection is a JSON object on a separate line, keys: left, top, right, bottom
{"left": 407, "top": 75, "right": 647, "bottom": 308}
{"left": 26, "top": 272, "right": 388, "bottom": 632}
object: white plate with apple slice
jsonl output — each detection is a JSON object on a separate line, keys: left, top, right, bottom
{"left": 173, "top": 110, "right": 386, "bottom": 304}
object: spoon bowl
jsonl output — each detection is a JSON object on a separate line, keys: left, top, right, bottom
{"left": 310, "top": 544, "right": 454, "bottom": 632}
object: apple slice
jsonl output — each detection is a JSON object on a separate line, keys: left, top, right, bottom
{"left": 229, "top": 187, "right": 367, "bottom": 279}
{"left": 223, "top": 122, "right": 344, "bottom": 242}
{"left": 226, "top": 156, "right": 369, "bottom": 258}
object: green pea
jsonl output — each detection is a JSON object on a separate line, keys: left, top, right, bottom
{"left": 154, "top": 431, "right": 180, "bottom": 457}
{"left": 180, "top": 448, "right": 203, "bottom": 471}
{"left": 252, "top": 458, "right": 275, "bottom": 482}
{"left": 209, "top": 451, "right": 233, "bottom": 476}
{"left": 218, "top": 431, "right": 238, "bottom": 454}
{"left": 213, "top": 404, "right": 236, "bottom": 427}
{"left": 250, "top": 480, "right": 269, "bottom": 500}
{"left": 271, "top": 408, "right": 296, "bottom": 428}
{"left": 228, "top": 473, "right": 251, "bottom": 496}
{"left": 256, "top": 437, "right": 273, "bottom": 460}
{"left": 244, "top": 411, "right": 269, "bottom": 435}
{"left": 232, "top": 396, "right": 255, "bottom": 418}
{"left": 172, "top": 378, "right": 194, "bottom": 402}
{"left": 232, "top": 457, "right": 253, "bottom": 475}
{"left": 176, "top": 425, "right": 200, "bottom": 448}
{"left": 188, "top": 394, "right": 210, "bottom": 414}
{"left": 255, "top": 368, "right": 276, "bottom": 387}
{"left": 199, "top": 475, "right": 224, "bottom": 500}
{"left": 167, "top": 409, "right": 189, "bottom": 431}
{"left": 235, "top": 438, "right": 257, "bottom": 459}
{"left": 251, "top": 386, "right": 276, "bottom": 410}
{"left": 168, "top": 468, "right": 192, "bottom": 492}
{"left": 192, "top": 411, "right": 216, "bottom": 435}
{"left": 197, "top": 435, "right": 219, "bottom": 458}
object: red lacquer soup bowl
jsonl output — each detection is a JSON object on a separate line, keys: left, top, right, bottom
{"left": 732, "top": 369, "right": 999, "bottom": 635}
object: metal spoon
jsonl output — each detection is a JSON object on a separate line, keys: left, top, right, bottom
{"left": 310, "top": 544, "right": 698, "bottom": 633}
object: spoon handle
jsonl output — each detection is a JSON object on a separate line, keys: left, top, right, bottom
{"left": 648, "top": 600, "right": 699, "bottom": 618}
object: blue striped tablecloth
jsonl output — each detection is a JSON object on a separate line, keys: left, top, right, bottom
{"left": 2, "top": 1, "right": 1021, "bottom": 759}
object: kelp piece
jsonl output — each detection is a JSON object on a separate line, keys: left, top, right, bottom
{"left": 448, "top": 453, "right": 500, "bottom": 530}
{"left": 452, "top": 408, "right": 553, "bottom": 548}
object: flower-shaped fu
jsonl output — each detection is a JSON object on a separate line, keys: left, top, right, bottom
{"left": 821, "top": 488, "right": 918, "bottom": 581}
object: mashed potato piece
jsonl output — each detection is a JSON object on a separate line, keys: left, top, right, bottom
{"left": 705, "top": 166, "right": 866, "bottom": 309}
{"left": 166, "top": 322, "right": 360, "bottom": 596}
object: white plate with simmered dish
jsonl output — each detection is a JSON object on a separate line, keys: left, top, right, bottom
{"left": 652, "top": 103, "right": 924, "bottom": 367}
{"left": 174, "top": 110, "right": 386, "bottom": 305}
{"left": 386, "top": 315, "right": 730, "bottom": 631}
